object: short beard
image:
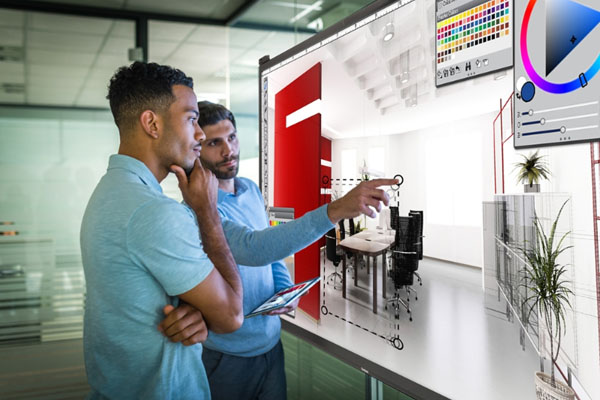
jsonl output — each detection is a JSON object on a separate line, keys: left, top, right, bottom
{"left": 202, "top": 154, "right": 240, "bottom": 180}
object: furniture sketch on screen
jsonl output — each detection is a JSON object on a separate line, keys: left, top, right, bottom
{"left": 339, "top": 236, "right": 392, "bottom": 314}
{"left": 325, "top": 228, "right": 343, "bottom": 290}
{"left": 483, "top": 196, "right": 540, "bottom": 349}
{"left": 386, "top": 214, "right": 421, "bottom": 321}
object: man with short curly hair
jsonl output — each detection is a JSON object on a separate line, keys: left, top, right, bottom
{"left": 82, "top": 61, "right": 244, "bottom": 399}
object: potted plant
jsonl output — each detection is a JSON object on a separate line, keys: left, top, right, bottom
{"left": 521, "top": 199, "right": 575, "bottom": 400}
{"left": 515, "top": 150, "right": 551, "bottom": 192}
{"left": 360, "top": 159, "right": 370, "bottom": 182}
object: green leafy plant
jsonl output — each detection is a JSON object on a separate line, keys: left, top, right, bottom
{"left": 514, "top": 150, "right": 551, "bottom": 187}
{"left": 521, "top": 199, "right": 573, "bottom": 388}
{"left": 361, "top": 159, "right": 370, "bottom": 182}
{"left": 354, "top": 219, "right": 367, "bottom": 233}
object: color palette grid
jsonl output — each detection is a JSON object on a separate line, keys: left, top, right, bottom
{"left": 437, "top": 0, "right": 510, "bottom": 64}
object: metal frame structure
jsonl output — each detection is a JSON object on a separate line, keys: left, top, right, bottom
{"left": 494, "top": 90, "right": 599, "bottom": 395}
{"left": 590, "top": 141, "right": 600, "bottom": 374}
{"left": 492, "top": 92, "right": 514, "bottom": 194}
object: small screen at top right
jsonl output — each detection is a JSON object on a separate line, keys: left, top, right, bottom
{"left": 435, "top": 0, "right": 512, "bottom": 86}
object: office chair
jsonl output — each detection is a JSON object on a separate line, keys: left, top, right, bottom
{"left": 325, "top": 228, "right": 342, "bottom": 289}
{"left": 348, "top": 218, "right": 356, "bottom": 235}
{"left": 396, "top": 214, "right": 419, "bottom": 301}
{"left": 390, "top": 206, "right": 399, "bottom": 230}
{"left": 337, "top": 220, "right": 356, "bottom": 280}
{"left": 409, "top": 210, "right": 424, "bottom": 287}
{"left": 386, "top": 215, "right": 419, "bottom": 321}
{"left": 338, "top": 220, "right": 346, "bottom": 240}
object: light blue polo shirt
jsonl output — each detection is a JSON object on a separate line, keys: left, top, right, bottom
{"left": 80, "top": 154, "right": 213, "bottom": 399}
{"left": 204, "top": 177, "right": 294, "bottom": 357}
{"left": 81, "top": 154, "right": 334, "bottom": 399}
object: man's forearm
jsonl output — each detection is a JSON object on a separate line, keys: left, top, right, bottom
{"left": 222, "top": 205, "right": 334, "bottom": 266}
{"left": 196, "top": 209, "right": 242, "bottom": 298}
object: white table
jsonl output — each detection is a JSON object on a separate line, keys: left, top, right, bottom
{"left": 339, "top": 236, "right": 393, "bottom": 314}
{"left": 351, "top": 230, "right": 395, "bottom": 245}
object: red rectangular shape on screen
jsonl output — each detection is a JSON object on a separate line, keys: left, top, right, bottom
{"left": 320, "top": 136, "right": 331, "bottom": 159}
{"left": 320, "top": 165, "right": 331, "bottom": 189}
{"left": 274, "top": 63, "right": 322, "bottom": 320}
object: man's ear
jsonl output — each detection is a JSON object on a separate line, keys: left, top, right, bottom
{"left": 139, "top": 110, "right": 160, "bottom": 139}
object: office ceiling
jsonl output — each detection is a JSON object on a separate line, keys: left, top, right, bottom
{"left": 29, "top": 0, "right": 248, "bottom": 21}
{"left": 0, "top": 0, "right": 372, "bottom": 109}
{"left": 265, "top": 0, "right": 513, "bottom": 139}
{"left": 22, "top": 0, "right": 372, "bottom": 28}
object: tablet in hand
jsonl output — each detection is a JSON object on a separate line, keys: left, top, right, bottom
{"left": 245, "top": 277, "right": 320, "bottom": 318}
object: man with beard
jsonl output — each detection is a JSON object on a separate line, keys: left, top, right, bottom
{"left": 160, "top": 102, "right": 315, "bottom": 399}
{"left": 194, "top": 102, "right": 299, "bottom": 400}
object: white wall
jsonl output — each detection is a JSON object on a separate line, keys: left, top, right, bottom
{"left": 332, "top": 111, "right": 496, "bottom": 267}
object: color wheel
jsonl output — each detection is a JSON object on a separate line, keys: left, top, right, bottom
{"left": 520, "top": 0, "right": 600, "bottom": 94}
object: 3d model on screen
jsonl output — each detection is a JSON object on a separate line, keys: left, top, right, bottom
{"left": 263, "top": 50, "right": 417, "bottom": 349}
{"left": 514, "top": 0, "right": 600, "bottom": 147}
{"left": 257, "top": 0, "right": 600, "bottom": 397}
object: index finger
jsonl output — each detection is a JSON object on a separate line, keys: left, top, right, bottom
{"left": 170, "top": 164, "right": 188, "bottom": 187}
{"left": 364, "top": 178, "right": 399, "bottom": 187}
{"left": 189, "top": 157, "right": 204, "bottom": 175}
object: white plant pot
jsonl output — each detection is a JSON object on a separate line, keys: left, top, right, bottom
{"left": 534, "top": 372, "right": 575, "bottom": 400}
{"left": 524, "top": 183, "right": 540, "bottom": 192}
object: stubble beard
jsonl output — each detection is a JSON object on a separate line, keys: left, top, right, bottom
{"left": 202, "top": 154, "right": 240, "bottom": 180}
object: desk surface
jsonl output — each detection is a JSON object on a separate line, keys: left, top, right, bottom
{"left": 351, "top": 230, "right": 395, "bottom": 245}
{"left": 339, "top": 236, "right": 390, "bottom": 253}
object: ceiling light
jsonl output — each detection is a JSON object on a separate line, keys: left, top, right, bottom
{"left": 383, "top": 22, "right": 394, "bottom": 42}
{"left": 289, "top": 0, "right": 323, "bottom": 23}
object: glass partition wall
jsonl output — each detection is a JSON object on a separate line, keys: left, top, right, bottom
{"left": 0, "top": 5, "right": 312, "bottom": 346}
{"left": 0, "top": 9, "right": 133, "bottom": 344}
{"left": 228, "top": 27, "right": 312, "bottom": 183}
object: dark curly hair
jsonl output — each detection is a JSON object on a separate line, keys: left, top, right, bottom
{"left": 197, "top": 101, "right": 236, "bottom": 129}
{"left": 107, "top": 61, "right": 193, "bottom": 131}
